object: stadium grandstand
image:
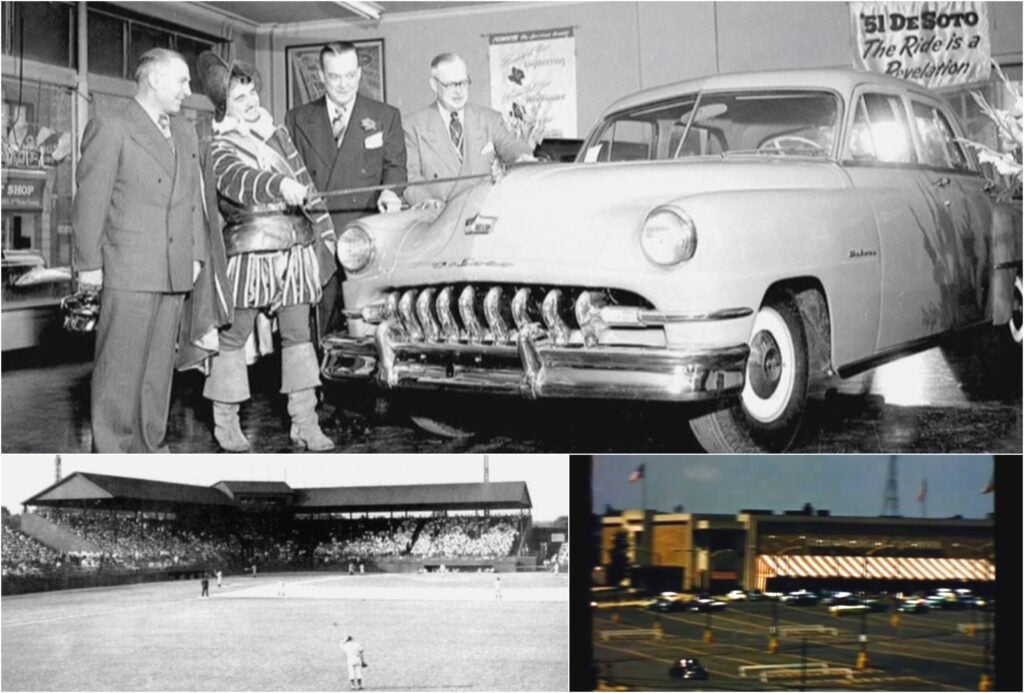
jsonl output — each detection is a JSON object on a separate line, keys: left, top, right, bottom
{"left": 598, "top": 506, "right": 993, "bottom": 595}
{"left": 2, "top": 472, "right": 566, "bottom": 595}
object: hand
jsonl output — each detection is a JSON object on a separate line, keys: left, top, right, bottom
{"left": 78, "top": 268, "right": 103, "bottom": 291}
{"left": 414, "top": 199, "right": 444, "bottom": 211}
{"left": 192, "top": 260, "right": 202, "bottom": 283}
{"left": 280, "top": 178, "right": 308, "bottom": 207}
{"left": 377, "top": 188, "right": 402, "bottom": 214}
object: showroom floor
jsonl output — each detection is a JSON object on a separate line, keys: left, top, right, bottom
{"left": 2, "top": 332, "right": 1020, "bottom": 454}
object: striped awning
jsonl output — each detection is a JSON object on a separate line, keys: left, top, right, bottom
{"left": 754, "top": 554, "right": 994, "bottom": 590}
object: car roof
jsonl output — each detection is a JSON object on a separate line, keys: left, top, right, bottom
{"left": 602, "top": 67, "right": 935, "bottom": 117}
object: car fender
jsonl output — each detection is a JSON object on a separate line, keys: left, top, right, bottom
{"left": 644, "top": 187, "right": 881, "bottom": 367}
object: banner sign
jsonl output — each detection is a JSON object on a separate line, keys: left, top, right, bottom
{"left": 850, "top": 2, "right": 991, "bottom": 88}
{"left": 489, "top": 27, "right": 578, "bottom": 143}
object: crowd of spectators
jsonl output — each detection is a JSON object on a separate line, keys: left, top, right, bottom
{"left": 313, "top": 518, "right": 418, "bottom": 565}
{"left": 52, "top": 511, "right": 240, "bottom": 570}
{"left": 410, "top": 517, "right": 518, "bottom": 558}
{"left": 3, "top": 510, "right": 532, "bottom": 579}
{"left": 2, "top": 524, "right": 62, "bottom": 577}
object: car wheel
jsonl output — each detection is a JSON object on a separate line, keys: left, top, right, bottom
{"left": 1010, "top": 272, "right": 1022, "bottom": 344}
{"left": 689, "top": 294, "right": 809, "bottom": 452}
{"left": 409, "top": 415, "right": 476, "bottom": 439}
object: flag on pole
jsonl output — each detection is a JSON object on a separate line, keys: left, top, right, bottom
{"left": 917, "top": 478, "right": 927, "bottom": 503}
{"left": 628, "top": 464, "right": 645, "bottom": 483}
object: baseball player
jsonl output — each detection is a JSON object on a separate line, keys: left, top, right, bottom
{"left": 341, "top": 634, "right": 367, "bottom": 690}
{"left": 216, "top": 569, "right": 223, "bottom": 588}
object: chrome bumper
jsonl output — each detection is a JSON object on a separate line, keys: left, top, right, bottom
{"left": 321, "top": 322, "right": 748, "bottom": 402}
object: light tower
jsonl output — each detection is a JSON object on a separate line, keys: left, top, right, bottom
{"left": 54, "top": 454, "right": 62, "bottom": 483}
{"left": 881, "top": 455, "right": 900, "bottom": 517}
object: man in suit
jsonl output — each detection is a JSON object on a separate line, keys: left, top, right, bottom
{"left": 404, "top": 53, "right": 535, "bottom": 209}
{"left": 285, "top": 42, "right": 406, "bottom": 335}
{"left": 73, "top": 48, "right": 207, "bottom": 453}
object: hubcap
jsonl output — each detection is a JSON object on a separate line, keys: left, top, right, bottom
{"left": 748, "top": 330, "right": 782, "bottom": 399}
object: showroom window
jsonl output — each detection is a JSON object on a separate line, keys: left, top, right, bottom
{"left": 1, "top": 2, "right": 75, "bottom": 69}
{"left": 3, "top": 3, "right": 221, "bottom": 93}
{"left": 86, "top": 4, "right": 222, "bottom": 93}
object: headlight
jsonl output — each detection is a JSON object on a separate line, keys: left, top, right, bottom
{"left": 640, "top": 206, "right": 697, "bottom": 267}
{"left": 337, "top": 224, "right": 375, "bottom": 273}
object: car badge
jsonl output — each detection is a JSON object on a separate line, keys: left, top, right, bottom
{"left": 464, "top": 214, "right": 496, "bottom": 235}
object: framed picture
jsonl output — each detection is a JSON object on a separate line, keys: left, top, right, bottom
{"left": 285, "top": 40, "right": 385, "bottom": 110}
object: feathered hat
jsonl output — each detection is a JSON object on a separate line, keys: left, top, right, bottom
{"left": 196, "top": 50, "right": 262, "bottom": 121}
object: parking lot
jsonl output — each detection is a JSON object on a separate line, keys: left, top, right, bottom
{"left": 593, "top": 599, "right": 993, "bottom": 690}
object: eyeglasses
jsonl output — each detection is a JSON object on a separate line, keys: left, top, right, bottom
{"left": 435, "top": 78, "right": 471, "bottom": 91}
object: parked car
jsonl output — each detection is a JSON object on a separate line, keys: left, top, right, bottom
{"left": 647, "top": 593, "right": 694, "bottom": 612}
{"left": 725, "top": 589, "right": 748, "bottom": 601}
{"left": 897, "top": 598, "right": 930, "bottom": 614}
{"left": 745, "top": 590, "right": 767, "bottom": 601}
{"left": 782, "top": 590, "right": 820, "bottom": 606}
{"left": 323, "top": 68, "right": 1023, "bottom": 451}
{"left": 688, "top": 598, "right": 727, "bottom": 612}
{"left": 668, "top": 657, "right": 709, "bottom": 680}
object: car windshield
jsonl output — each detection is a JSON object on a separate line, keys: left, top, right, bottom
{"left": 582, "top": 89, "right": 840, "bottom": 162}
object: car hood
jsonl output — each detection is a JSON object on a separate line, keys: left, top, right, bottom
{"left": 385, "top": 157, "right": 849, "bottom": 285}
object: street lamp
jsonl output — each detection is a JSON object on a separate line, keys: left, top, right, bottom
{"left": 856, "top": 543, "right": 895, "bottom": 669}
{"left": 770, "top": 543, "right": 804, "bottom": 655}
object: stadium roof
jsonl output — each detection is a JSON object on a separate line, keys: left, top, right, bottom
{"left": 297, "top": 482, "right": 532, "bottom": 512}
{"left": 213, "top": 481, "right": 295, "bottom": 495}
{"left": 23, "top": 472, "right": 234, "bottom": 509}
{"left": 22, "top": 475, "right": 532, "bottom": 513}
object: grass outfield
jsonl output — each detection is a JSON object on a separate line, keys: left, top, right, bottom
{"left": 2, "top": 571, "right": 568, "bottom": 691}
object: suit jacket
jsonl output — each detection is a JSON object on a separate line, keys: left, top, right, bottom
{"left": 403, "top": 102, "right": 533, "bottom": 206}
{"left": 72, "top": 99, "right": 207, "bottom": 293}
{"left": 285, "top": 94, "right": 407, "bottom": 230}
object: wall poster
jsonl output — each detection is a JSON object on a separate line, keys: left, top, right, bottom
{"left": 488, "top": 27, "right": 578, "bottom": 144}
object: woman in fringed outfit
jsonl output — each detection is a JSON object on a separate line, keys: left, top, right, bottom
{"left": 194, "top": 51, "right": 336, "bottom": 451}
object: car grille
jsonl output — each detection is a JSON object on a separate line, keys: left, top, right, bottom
{"left": 379, "top": 283, "right": 655, "bottom": 346}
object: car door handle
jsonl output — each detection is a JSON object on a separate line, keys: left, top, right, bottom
{"left": 931, "top": 177, "right": 951, "bottom": 188}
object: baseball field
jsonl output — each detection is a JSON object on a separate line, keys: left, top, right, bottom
{"left": 1, "top": 570, "right": 568, "bottom": 691}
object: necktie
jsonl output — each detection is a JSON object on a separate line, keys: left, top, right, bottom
{"left": 449, "top": 111, "right": 463, "bottom": 155}
{"left": 157, "top": 114, "right": 174, "bottom": 153}
{"left": 332, "top": 109, "right": 347, "bottom": 148}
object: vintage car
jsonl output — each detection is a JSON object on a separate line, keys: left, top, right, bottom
{"left": 668, "top": 657, "right": 709, "bottom": 680}
{"left": 323, "top": 68, "right": 1023, "bottom": 452}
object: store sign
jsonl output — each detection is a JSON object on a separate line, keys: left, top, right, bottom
{"left": 551, "top": 533, "right": 566, "bottom": 543}
{"left": 489, "top": 27, "right": 578, "bottom": 142}
{"left": 2, "top": 174, "right": 46, "bottom": 210}
{"left": 850, "top": 1, "right": 991, "bottom": 88}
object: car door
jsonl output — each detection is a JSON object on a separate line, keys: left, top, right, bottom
{"left": 841, "top": 88, "right": 948, "bottom": 352}
{"left": 907, "top": 97, "right": 992, "bottom": 329}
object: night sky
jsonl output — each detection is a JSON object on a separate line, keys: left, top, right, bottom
{"left": 593, "top": 455, "right": 994, "bottom": 519}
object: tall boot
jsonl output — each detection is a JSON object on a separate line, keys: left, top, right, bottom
{"left": 203, "top": 349, "right": 251, "bottom": 452}
{"left": 282, "top": 343, "right": 334, "bottom": 451}
{"left": 287, "top": 389, "right": 335, "bottom": 451}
